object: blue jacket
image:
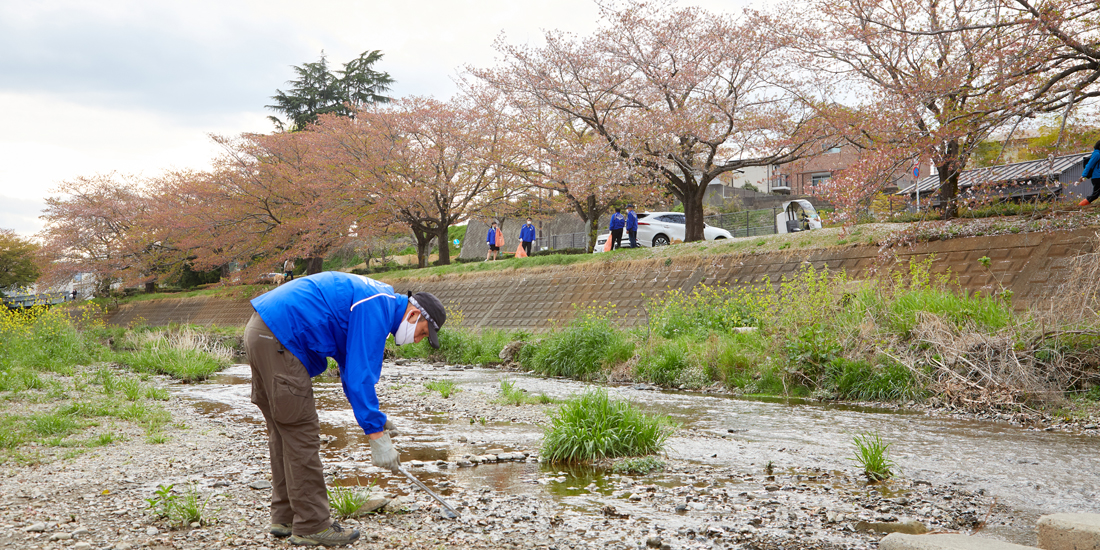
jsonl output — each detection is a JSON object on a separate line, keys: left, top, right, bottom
{"left": 609, "top": 213, "right": 626, "bottom": 230}
{"left": 251, "top": 272, "right": 407, "bottom": 435}
{"left": 1085, "top": 150, "right": 1100, "bottom": 179}
{"left": 486, "top": 228, "right": 498, "bottom": 245}
{"left": 626, "top": 210, "right": 638, "bottom": 231}
{"left": 520, "top": 223, "right": 536, "bottom": 242}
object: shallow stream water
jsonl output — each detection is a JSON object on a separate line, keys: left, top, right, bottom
{"left": 176, "top": 362, "right": 1100, "bottom": 543}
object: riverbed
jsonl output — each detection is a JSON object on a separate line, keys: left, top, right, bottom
{"left": 1, "top": 360, "right": 1096, "bottom": 550}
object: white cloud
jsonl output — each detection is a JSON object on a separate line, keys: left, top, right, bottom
{"left": 0, "top": 0, "right": 754, "bottom": 236}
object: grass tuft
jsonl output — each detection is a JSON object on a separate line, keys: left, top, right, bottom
{"left": 541, "top": 388, "right": 676, "bottom": 463}
{"left": 851, "top": 431, "right": 896, "bottom": 481}
{"left": 423, "top": 379, "right": 459, "bottom": 398}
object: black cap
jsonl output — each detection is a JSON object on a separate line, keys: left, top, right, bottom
{"left": 409, "top": 292, "right": 446, "bottom": 349}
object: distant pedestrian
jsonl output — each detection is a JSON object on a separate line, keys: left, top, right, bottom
{"left": 608, "top": 208, "right": 626, "bottom": 250}
{"left": 283, "top": 259, "right": 295, "bottom": 282}
{"left": 486, "top": 221, "right": 502, "bottom": 261}
{"left": 520, "top": 218, "right": 536, "bottom": 256}
{"left": 1079, "top": 140, "right": 1100, "bottom": 206}
{"left": 625, "top": 204, "right": 639, "bottom": 248}
{"left": 70, "top": 289, "right": 78, "bottom": 301}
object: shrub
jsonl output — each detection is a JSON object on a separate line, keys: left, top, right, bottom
{"left": 522, "top": 314, "right": 633, "bottom": 379}
{"left": 541, "top": 388, "right": 676, "bottom": 463}
{"left": 393, "top": 327, "right": 524, "bottom": 366}
{"left": 635, "top": 338, "right": 693, "bottom": 386}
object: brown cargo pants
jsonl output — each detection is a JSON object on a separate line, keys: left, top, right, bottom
{"left": 244, "top": 312, "right": 331, "bottom": 536}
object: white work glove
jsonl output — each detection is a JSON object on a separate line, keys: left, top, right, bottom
{"left": 370, "top": 433, "right": 401, "bottom": 474}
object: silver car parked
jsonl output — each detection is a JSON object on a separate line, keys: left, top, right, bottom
{"left": 594, "top": 211, "right": 732, "bottom": 252}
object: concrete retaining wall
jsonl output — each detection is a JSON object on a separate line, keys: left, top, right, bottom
{"left": 104, "top": 228, "right": 1097, "bottom": 330}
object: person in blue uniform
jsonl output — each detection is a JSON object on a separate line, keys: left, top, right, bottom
{"left": 520, "top": 217, "right": 537, "bottom": 256}
{"left": 1079, "top": 140, "right": 1100, "bottom": 206}
{"left": 244, "top": 272, "right": 446, "bottom": 546}
{"left": 608, "top": 208, "right": 626, "bottom": 250}
{"left": 625, "top": 204, "right": 639, "bottom": 248}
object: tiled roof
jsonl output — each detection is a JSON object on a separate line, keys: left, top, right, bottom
{"left": 898, "top": 152, "right": 1088, "bottom": 195}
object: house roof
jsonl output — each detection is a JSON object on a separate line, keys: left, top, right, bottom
{"left": 897, "top": 152, "right": 1088, "bottom": 195}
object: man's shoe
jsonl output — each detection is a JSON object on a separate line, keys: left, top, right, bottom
{"left": 288, "top": 523, "right": 360, "bottom": 547}
{"left": 270, "top": 522, "right": 293, "bottom": 538}
{"left": 1080, "top": 198, "right": 1091, "bottom": 207}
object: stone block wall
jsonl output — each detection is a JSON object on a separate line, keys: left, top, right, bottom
{"left": 104, "top": 228, "right": 1097, "bottom": 331}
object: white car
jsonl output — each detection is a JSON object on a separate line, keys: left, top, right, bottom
{"left": 593, "top": 211, "right": 732, "bottom": 252}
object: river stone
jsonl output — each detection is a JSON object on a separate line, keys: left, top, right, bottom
{"left": 146, "top": 526, "right": 159, "bottom": 536}
{"left": 72, "top": 527, "right": 91, "bottom": 537}
{"left": 498, "top": 341, "right": 525, "bottom": 363}
{"left": 249, "top": 480, "right": 272, "bottom": 490}
{"left": 49, "top": 532, "right": 73, "bottom": 541}
{"left": 646, "top": 536, "right": 663, "bottom": 548}
{"left": 74, "top": 543, "right": 92, "bottom": 550}
{"left": 25, "top": 522, "right": 46, "bottom": 532}
{"left": 352, "top": 497, "right": 390, "bottom": 516}
{"left": 856, "top": 520, "right": 929, "bottom": 534}
{"left": 116, "top": 543, "right": 133, "bottom": 550}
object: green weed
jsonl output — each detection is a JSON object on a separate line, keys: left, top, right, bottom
{"left": 611, "top": 456, "right": 666, "bottom": 475}
{"left": 522, "top": 313, "right": 634, "bottom": 379}
{"left": 328, "top": 479, "right": 376, "bottom": 519}
{"left": 851, "top": 432, "right": 896, "bottom": 481}
{"left": 541, "top": 388, "right": 676, "bottom": 463}
{"left": 424, "top": 380, "right": 459, "bottom": 398}
{"left": 497, "top": 380, "right": 555, "bottom": 406}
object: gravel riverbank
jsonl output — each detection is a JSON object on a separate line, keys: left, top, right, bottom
{"left": 0, "top": 364, "right": 1029, "bottom": 550}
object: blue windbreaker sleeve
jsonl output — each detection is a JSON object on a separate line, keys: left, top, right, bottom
{"left": 340, "top": 292, "right": 402, "bottom": 435}
{"left": 1085, "top": 151, "right": 1100, "bottom": 179}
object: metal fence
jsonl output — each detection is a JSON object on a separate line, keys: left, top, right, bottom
{"left": 548, "top": 232, "right": 590, "bottom": 251}
{"left": 704, "top": 208, "right": 778, "bottom": 238}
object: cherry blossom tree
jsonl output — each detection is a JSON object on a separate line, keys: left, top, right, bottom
{"left": 319, "top": 92, "right": 522, "bottom": 267}
{"left": 499, "top": 101, "right": 653, "bottom": 250}
{"left": 798, "top": 0, "right": 1065, "bottom": 218}
{"left": 155, "top": 130, "right": 368, "bottom": 280}
{"left": 38, "top": 174, "right": 181, "bottom": 295}
{"left": 480, "top": 1, "right": 831, "bottom": 241}
{"left": 0, "top": 229, "right": 41, "bottom": 292}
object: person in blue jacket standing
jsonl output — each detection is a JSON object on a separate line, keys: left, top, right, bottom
{"left": 625, "top": 204, "right": 639, "bottom": 248}
{"left": 608, "top": 208, "right": 626, "bottom": 250}
{"left": 520, "top": 217, "right": 537, "bottom": 256}
{"left": 1079, "top": 140, "right": 1100, "bottom": 206}
{"left": 485, "top": 220, "right": 501, "bottom": 261}
{"left": 245, "top": 272, "right": 446, "bottom": 546}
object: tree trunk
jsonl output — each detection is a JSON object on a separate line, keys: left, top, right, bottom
{"left": 411, "top": 228, "right": 434, "bottom": 268}
{"left": 305, "top": 257, "right": 324, "bottom": 275}
{"left": 939, "top": 140, "right": 961, "bottom": 219}
{"left": 436, "top": 224, "right": 451, "bottom": 265}
{"left": 682, "top": 183, "right": 707, "bottom": 242}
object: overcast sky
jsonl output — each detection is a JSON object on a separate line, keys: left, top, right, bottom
{"left": 0, "top": 0, "right": 750, "bottom": 237}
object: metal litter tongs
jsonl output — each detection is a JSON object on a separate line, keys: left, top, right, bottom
{"left": 398, "top": 467, "right": 461, "bottom": 519}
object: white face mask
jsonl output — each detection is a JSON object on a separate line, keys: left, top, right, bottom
{"left": 394, "top": 314, "right": 419, "bottom": 346}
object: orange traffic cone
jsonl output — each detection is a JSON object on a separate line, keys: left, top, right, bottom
{"left": 1080, "top": 198, "right": 1091, "bottom": 207}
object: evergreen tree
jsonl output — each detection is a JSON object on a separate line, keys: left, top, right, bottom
{"left": 267, "top": 50, "right": 395, "bottom": 131}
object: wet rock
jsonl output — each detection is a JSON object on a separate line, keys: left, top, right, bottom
{"left": 25, "top": 522, "right": 47, "bottom": 532}
{"left": 249, "top": 480, "right": 272, "bottom": 490}
{"left": 855, "top": 519, "right": 928, "bottom": 534}
{"left": 675, "top": 503, "right": 688, "bottom": 513}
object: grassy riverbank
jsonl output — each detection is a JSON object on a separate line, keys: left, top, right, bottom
{"left": 395, "top": 252, "right": 1100, "bottom": 415}
{"left": 0, "top": 305, "right": 234, "bottom": 464}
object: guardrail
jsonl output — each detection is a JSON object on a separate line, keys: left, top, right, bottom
{"left": 2, "top": 292, "right": 69, "bottom": 309}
